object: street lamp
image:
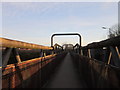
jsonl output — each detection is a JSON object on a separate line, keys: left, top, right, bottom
{"left": 102, "top": 26, "right": 115, "bottom": 38}
{"left": 102, "top": 26, "right": 111, "bottom": 32}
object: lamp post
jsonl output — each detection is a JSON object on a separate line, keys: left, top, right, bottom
{"left": 102, "top": 27, "right": 115, "bottom": 38}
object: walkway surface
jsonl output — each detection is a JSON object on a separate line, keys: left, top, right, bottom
{"left": 43, "top": 53, "right": 86, "bottom": 88}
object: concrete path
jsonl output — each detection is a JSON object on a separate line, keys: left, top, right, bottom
{"left": 43, "top": 53, "right": 86, "bottom": 88}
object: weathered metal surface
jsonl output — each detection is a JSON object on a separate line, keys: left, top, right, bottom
{"left": 0, "top": 38, "right": 52, "bottom": 50}
{"left": 81, "top": 36, "right": 120, "bottom": 67}
{"left": 70, "top": 52, "right": 120, "bottom": 88}
{"left": 2, "top": 52, "right": 67, "bottom": 88}
{"left": 2, "top": 48, "right": 12, "bottom": 67}
{"left": 12, "top": 48, "right": 22, "bottom": 63}
{"left": 2, "top": 54, "right": 56, "bottom": 88}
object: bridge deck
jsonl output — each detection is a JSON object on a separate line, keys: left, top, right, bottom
{"left": 43, "top": 53, "right": 87, "bottom": 88}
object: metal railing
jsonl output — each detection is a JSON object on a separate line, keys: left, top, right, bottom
{"left": 1, "top": 37, "right": 67, "bottom": 88}
{"left": 0, "top": 38, "right": 52, "bottom": 50}
{"left": 70, "top": 36, "right": 120, "bottom": 88}
{"left": 51, "top": 33, "right": 82, "bottom": 54}
{"left": 81, "top": 36, "right": 120, "bottom": 67}
{"left": 51, "top": 33, "right": 82, "bottom": 47}
{"left": 0, "top": 38, "right": 54, "bottom": 67}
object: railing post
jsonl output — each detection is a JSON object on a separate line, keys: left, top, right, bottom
{"left": 81, "top": 49, "right": 83, "bottom": 56}
{"left": 109, "top": 46, "right": 120, "bottom": 67}
{"left": 88, "top": 49, "right": 91, "bottom": 58}
{"left": 2, "top": 48, "right": 13, "bottom": 67}
{"left": 115, "top": 46, "right": 120, "bottom": 58}
{"left": 107, "top": 52, "right": 112, "bottom": 65}
{"left": 12, "top": 48, "right": 21, "bottom": 63}
{"left": 44, "top": 52, "right": 46, "bottom": 57}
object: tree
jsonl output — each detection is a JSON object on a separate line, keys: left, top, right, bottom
{"left": 108, "top": 24, "right": 120, "bottom": 38}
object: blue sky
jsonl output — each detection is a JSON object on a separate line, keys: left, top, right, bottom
{"left": 2, "top": 2, "right": 118, "bottom": 46}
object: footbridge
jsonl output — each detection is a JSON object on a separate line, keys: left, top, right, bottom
{"left": 1, "top": 33, "right": 120, "bottom": 88}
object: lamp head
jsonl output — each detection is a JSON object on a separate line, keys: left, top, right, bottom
{"left": 102, "top": 27, "right": 107, "bottom": 29}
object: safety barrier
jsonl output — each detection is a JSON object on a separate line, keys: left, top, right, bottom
{"left": 81, "top": 36, "right": 120, "bottom": 67}
{"left": 71, "top": 36, "right": 120, "bottom": 88}
{"left": 1, "top": 37, "right": 66, "bottom": 88}
{"left": 71, "top": 52, "right": 120, "bottom": 88}
{"left": 1, "top": 34, "right": 120, "bottom": 88}
{"left": 2, "top": 54, "right": 55, "bottom": 88}
{"left": 0, "top": 38, "right": 52, "bottom": 50}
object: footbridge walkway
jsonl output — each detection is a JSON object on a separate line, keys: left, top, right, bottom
{"left": 1, "top": 33, "right": 120, "bottom": 88}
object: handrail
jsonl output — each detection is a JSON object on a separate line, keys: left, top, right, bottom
{"left": 0, "top": 38, "right": 52, "bottom": 50}
{"left": 82, "top": 35, "right": 120, "bottom": 49}
{"left": 81, "top": 36, "right": 120, "bottom": 67}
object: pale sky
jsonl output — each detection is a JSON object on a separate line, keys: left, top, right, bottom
{"left": 1, "top": 1, "right": 118, "bottom": 46}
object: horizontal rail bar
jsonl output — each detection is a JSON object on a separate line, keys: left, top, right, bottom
{"left": 2, "top": 54, "right": 56, "bottom": 88}
{"left": 51, "top": 33, "right": 81, "bottom": 47}
{"left": 54, "top": 43, "right": 63, "bottom": 49}
{"left": 83, "top": 36, "right": 120, "bottom": 49}
{"left": 1, "top": 54, "right": 56, "bottom": 70}
{"left": 0, "top": 38, "right": 52, "bottom": 50}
